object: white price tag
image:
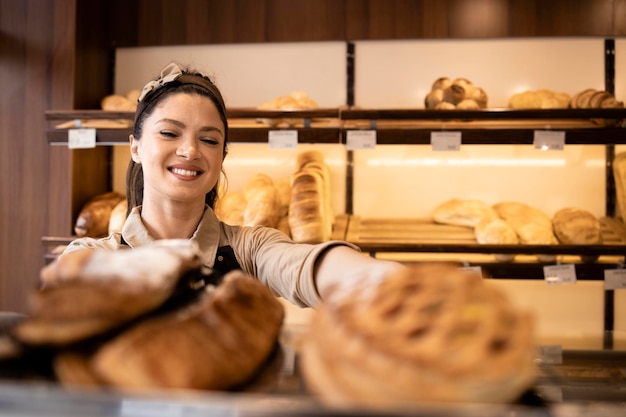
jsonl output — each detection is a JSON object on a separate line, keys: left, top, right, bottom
{"left": 268, "top": 130, "right": 298, "bottom": 149}
{"left": 346, "top": 130, "right": 376, "bottom": 150}
{"left": 543, "top": 264, "right": 577, "bottom": 285}
{"left": 533, "top": 130, "right": 565, "bottom": 150}
{"left": 430, "top": 131, "right": 461, "bottom": 151}
{"left": 604, "top": 269, "right": 626, "bottom": 290}
{"left": 68, "top": 128, "right": 96, "bottom": 149}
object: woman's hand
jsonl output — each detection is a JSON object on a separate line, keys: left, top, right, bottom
{"left": 314, "top": 246, "right": 408, "bottom": 306}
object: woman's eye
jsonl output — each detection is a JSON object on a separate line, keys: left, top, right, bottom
{"left": 200, "top": 138, "right": 220, "bottom": 146}
{"left": 159, "top": 131, "right": 177, "bottom": 138}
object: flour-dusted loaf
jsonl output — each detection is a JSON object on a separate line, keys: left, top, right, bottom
{"left": 508, "top": 89, "right": 571, "bottom": 109}
{"left": 15, "top": 240, "right": 202, "bottom": 346}
{"left": 474, "top": 216, "right": 519, "bottom": 262}
{"left": 74, "top": 191, "right": 125, "bottom": 238}
{"left": 553, "top": 207, "right": 602, "bottom": 262}
{"left": 553, "top": 207, "right": 601, "bottom": 245}
{"left": 288, "top": 170, "right": 328, "bottom": 243}
{"left": 301, "top": 263, "right": 536, "bottom": 408}
{"left": 432, "top": 198, "right": 498, "bottom": 228}
{"left": 493, "top": 202, "right": 558, "bottom": 262}
{"left": 91, "top": 270, "right": 284, "bottom": 390}
{"left": 288, "top": 151, "right": 333, "bottom": 243}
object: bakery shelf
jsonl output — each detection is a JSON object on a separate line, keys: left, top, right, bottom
{"left": 340, "top": 108, "right": 626, "bottom": 145}
{"left": 46, "top": 108, "right": 626, "bottom": 146}
{"left": 45, "top": 109, "right": 343, "bottom": 145}
{"left": 330, "top": 215, "right": 626, "bottom": 279}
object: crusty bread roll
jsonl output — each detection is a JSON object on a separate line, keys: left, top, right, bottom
{"left": 215, "top": 192, "right": 247, "bottom": 226}
{"left": 474, "top": 217, "right": 519, "bottom": 262}
{"left": 100, "top": 94, "right": 136, "bottom": 112}
{"left": 244, "top": 185, "right": 281, "bottom": 228}
{"left": 442, "top": 84, "right": 466, "bottom": 105}
{"left": 301, "top": 263, "right": 536, "bottom": 408}
{"left": 15, "top": 241, "right": 202, "bottom": 346}
{"left": 425, "top": 89, "right": 444, "bottom": 109}
{"left": 289, "top": 170, "right": 328, "bottom": 243}
{"left": 456, "top": 99, "right": 480, "bottom": 109}
{"left": 432, "top": 198, "right": 498, "bottom": 228}
{"left": 553, "top": 207, "right": 601, "bottom": 263}
{"left": 92, "top": 270, "right": 284, "bottom": 390}
{"left": 431, "top": 77, "right": 452, "bottom": 91}
{"left": 426, "top": 77, "right": 488, "bottom": 109}
{"left": 75, "top": 192, "right": 125, "bottom": 238}
{"left": 509, "top": 89, "right": 571, "bottom": 109}
{"left": 493, "top": 202, "right": 558, "bottom": 262}
{"left": 108, "top": 199, "right": 127, "bottom": 235}
{"left": 553, "top": 207, "right": 601, "bottom": 245}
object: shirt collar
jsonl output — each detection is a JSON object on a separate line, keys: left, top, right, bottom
{"left": 121, "top": 205, "right": 221, "bottom": 268}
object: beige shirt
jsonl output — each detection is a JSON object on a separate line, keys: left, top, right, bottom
{"left": 64, "top": 206, "right": 357, "bottom": 308}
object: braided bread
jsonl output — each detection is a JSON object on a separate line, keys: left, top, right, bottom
{"left": 301, "top": 264, "right": 536, "bottom": 408}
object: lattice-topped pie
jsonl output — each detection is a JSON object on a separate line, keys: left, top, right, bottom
{"left": 301, "top": 263, "right": 536, "bottom": 408}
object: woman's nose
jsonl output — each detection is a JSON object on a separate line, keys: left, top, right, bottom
{"left": 176, "top": 137, "right": 199, "bottom": 159}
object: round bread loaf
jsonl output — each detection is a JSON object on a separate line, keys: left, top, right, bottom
{"left": 301, "top": 264, "right": 537, "bottom": 408}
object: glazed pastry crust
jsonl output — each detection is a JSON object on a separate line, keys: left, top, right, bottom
{"left": 301, "top": 264, "right": 536, "bottom": 408}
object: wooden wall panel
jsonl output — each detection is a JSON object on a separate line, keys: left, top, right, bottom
{"left": 0, "top": 0, "right": 76, "bottom": 312}
{"left": 615, "top": 0, "right": 626, "bottom": 34}
{"left": 264, "top": 0, "right": 346, "bottom": 42}
{"left": 108, "top": 0, "right": 622, "bottom": 47}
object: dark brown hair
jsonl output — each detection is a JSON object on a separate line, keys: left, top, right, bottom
{"left": 126, "top": 65, "right": 229, "bottom": 215}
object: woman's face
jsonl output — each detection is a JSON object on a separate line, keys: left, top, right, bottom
{"left": 130, "top": 93, "right": 226, "bottom": 206}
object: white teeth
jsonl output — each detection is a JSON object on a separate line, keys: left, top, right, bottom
{"left": 171, "top": 168, "right": 198, "bottom": 177}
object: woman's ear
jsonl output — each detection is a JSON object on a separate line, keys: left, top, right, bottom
{"left": 129, "top": 134, "right": 141, "bottom": 163}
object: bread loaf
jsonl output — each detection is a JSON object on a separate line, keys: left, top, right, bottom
{"left": 474, "top": 217, "right": 519, "bottom": 262}
{"left": 301, "top": 264, "right": 536, "bottom": 407}
{"left": 108, "top": 199, "right": 127, "bottom": 235}
{"left": 243, "top": 184, "right": 281, "bottom": 228}
{"left": 91, "top": 270, "right": 284, "bottom": 390}
{"left": 74, "top": 192, "right": 125, "bottom": 238}
{"left": 493, "top": 202, "right": 558, "bottom": 262}
{"left": 509, "top": 89, "right": 571, "bottom": 109}
{"left": 425, "top": 77, "right": 488, "bottom": 110}
{"left": 215, "top": 192, "right": 247, "bottom": 226}
{"left": 552, "top": 207, "right": 601, "bottom": 262}
{"left": 15, "top": 241, "right": 202, "bottom": 346}
{"left": 289, "top": 170, "right": 328, "bottom": 243}
{"left": 432, "top": 198, "right": 498, "bottom": 228}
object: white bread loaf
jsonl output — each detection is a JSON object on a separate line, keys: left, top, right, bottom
{"left": 288, "top": 170, "right": 329, "bottom": 243}
{"left": 432, "top": 198, "right": 498, "bottom": 228}
{"left": 493, "top": 202, "right": 558, "bottom": 262}
{"left": 474, "top": 217, "right": 519, "bottom": 262}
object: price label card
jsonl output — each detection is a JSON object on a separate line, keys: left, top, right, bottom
{"left": 604, "top": 269, "right": 626, "bottom": 290}
{"left": 536, "top": 344, "right": 563, "bottom": 365}
{"left": 346, "top": 130, "right": 376, "bottom": 150}
{"left": 543, "top": 264, "right": 577, "bottom": 285}
{"left": 68, "top": 128, "right": 97, "bottom": 149}
{"left": 431, "top": 131, "right": 461, "bottom": 151}
{"left": 533, "top": 130, "right": 565, "bottom": 150}
{"left": 268, "top": 130, "right": 298, "bottom": 149}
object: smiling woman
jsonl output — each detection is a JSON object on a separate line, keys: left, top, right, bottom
{"left": 51, "top": 62, "right": 405, "bottom": 311}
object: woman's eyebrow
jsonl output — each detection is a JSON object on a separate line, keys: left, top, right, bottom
{"left": 158, "top": 118, "right": 224, "bottom": 136}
